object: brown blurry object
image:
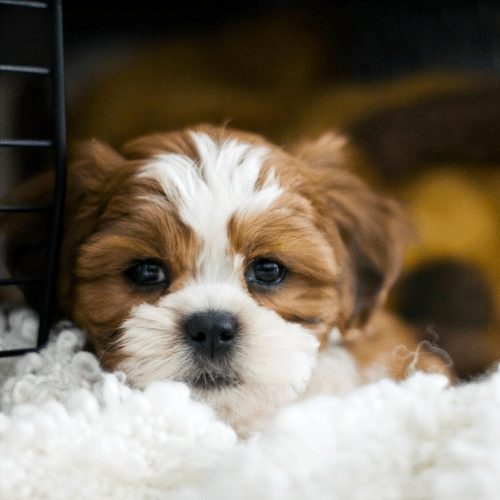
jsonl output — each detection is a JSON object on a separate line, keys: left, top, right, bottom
{"left": 403, "top": 168, "right": 500, "bottom": 274}
{"left": 348, "top": 84, "right": 500, "bottom": 181}
{"left": 0, "top": 173, "right": 53, "bottom": 311}
{"left": 395, "top": 260, "right": 499, "bottom": 379}
{"left": 294, "top": 72, "right": 494, "bottom": 139}
{"left": 68, "top": 13, "right": 336, "bottom": 147}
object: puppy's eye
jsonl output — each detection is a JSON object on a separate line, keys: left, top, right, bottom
{"left": 245, "top": 259, "right": 286, "bottom": 287}
{"left": 124, "top": 260, "right": 169, "bottom": 287}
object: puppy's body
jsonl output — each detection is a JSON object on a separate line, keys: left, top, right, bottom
{"left": 2, "top": 125, "right": 450, "bottom": 433}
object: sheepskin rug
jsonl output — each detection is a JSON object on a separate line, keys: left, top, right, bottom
{"left": 1, "top": 308, "right": 500, "bottom": 500}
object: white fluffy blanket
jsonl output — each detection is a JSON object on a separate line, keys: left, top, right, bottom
{"left": 1, "top": 309, "right": 500, "bottom": 500}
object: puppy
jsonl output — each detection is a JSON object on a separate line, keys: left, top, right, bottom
{"left": 2, "top": 125, "right": 450, "bottom": 433}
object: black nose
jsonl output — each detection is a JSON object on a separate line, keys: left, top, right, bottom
{"left": 183, "top": 310, "right": 239, "bottom": 359}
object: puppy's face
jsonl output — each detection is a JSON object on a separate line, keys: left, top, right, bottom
{"left": 4, "top": 126, "right": 407, "bottom": 432}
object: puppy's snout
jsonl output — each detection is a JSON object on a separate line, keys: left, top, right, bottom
{"left": 183, "top": 310, "right": 239, "bottom": 359}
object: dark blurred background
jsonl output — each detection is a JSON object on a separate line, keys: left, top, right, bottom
{"left": 1, "top": 0, "right": 499, "bottom": 375}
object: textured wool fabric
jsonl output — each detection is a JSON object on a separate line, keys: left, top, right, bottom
{"left": 0, "top": 308, "right": 499, "bottom": 500}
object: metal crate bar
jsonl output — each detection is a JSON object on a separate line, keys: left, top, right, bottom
{"left": 0, "top": 139, "right": 53, "bottom": 147}
{"left": 0, "top": 347, "right": 39, "bottom": 358}
{"left": 0, "top": 278, "right": 44, "bottom": 286}
{"left": 0, "top": 204, "right": 52, "bottom": 212}
{"left": 37, "top": 0, "right": 67, "bottom": 349}
{"left": 0, "top": 64, "right": 51, "bottom": 75}
{"left": 0, "top": 1, "right": 48, "bottom": 8}
{"left": 0, "top": 0, "right": 67, "bottom": 355}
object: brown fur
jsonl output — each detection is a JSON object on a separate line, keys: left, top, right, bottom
{"left": 344, "top": 310, "right": 454, "bottom": 379}
{"left": 229, "top": 191, "right": 341, "bottom": 340}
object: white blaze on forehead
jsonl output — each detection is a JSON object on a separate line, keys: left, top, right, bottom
{"left": 139, "top": 132, "right": 283, "bottom": 281}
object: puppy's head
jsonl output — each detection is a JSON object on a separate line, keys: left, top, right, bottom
{"left": 3, "top": 126, "right": 407, "bottom": 432}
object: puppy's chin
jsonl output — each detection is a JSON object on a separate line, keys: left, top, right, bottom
{"left": 188, "top": 371, "right": 241, "bottom": 390}
{"left": 114, "top": 283, "right": 319, "bottom": 435}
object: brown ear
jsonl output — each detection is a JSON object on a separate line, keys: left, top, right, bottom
{"left": 1, "top": 140, "right": 124, "bottom": 314}
{"left": 58, "top": 140, "right": 125, "bottom": 313}
{"left": 293, "top": 132, "right": 411, "bottom": 327}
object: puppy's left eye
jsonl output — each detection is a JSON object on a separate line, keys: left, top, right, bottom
{"left": 124, "top": 259, "right": 169, "bottom": 287}
{"left": 245, "top": 259, "right": 286, "bottom": 287}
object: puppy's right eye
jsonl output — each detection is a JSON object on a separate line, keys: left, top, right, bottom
{"left": 245, "top": 258, "right": 287, "bottom": 287}
{"left": 124, "top": 260, "right": 169, "bottom": 288}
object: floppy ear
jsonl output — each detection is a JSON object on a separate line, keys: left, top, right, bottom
{"left": 58, "top": 140, "right": 126, "bottom": 312}
{"left": 293, "top": 132, "right": 411, "bottom": 327}
{"left": 1, "top": 140, "right": 124, "bottom": 315}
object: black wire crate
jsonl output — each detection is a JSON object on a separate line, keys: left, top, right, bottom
{"left": 0, "top": 0, "right": 66, "bottom": 357}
